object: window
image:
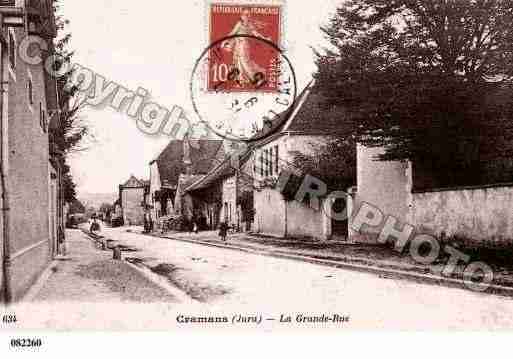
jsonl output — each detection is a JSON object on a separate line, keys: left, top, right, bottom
{"left": 264, "top": 149, "right": 269, "bottom": 177}
{"left": 269, "top": 147, "right": 273, "bottom": 176}
{"left": 260, "top": 151, "right": 264, "bottom": 177}
{"left": 275, "top": 145, "right": 279, "bottom": 174}
{"left": 8, "top": 31, "right": 15, "bottom": 70}
{"left": 28, "top": 79, "right": 33, "bottom": 105}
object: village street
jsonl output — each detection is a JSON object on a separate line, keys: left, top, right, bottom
{"left": 96, "top": 226, "right": 513, "bottom": 330}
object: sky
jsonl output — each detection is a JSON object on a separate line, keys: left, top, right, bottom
{"left": 62, "top": 0, "right": 342, "bottom": 195}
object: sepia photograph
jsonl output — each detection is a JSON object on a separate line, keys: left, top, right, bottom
{"left": 0, "top": 0, "right": 513, "bottom": 356}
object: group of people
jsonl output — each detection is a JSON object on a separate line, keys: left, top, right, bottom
{"left": 189, "top": 216, "right": 231, "bottom": 242}
{"left": 89, "top": 214, "right": 101, "bottom": 233}
{"left": 143, "top": 211, "right": 232, "bottom": 241}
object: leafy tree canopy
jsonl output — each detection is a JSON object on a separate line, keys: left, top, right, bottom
{"left": 50, "top": 0, "right": 92, "bottom": 203}
{"left": 68, "top": 199, "right": 85, "bottom": 214}
{"left": 315, "top": 0, "right": 513, "bottom": 168}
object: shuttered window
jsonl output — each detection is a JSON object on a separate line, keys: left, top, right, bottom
{"left": 275, "top": 145, "right": 279, "bottom": 174}
{"left": 269, "top": 147, "right": 273, "bottom": 176}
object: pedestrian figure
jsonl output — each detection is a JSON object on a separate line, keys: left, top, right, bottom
{"left": 143, "top": 212, "right": 152, "bottom": 233}
{"left": 219, "top": 222, "right": 228, "bottom": 241}
{"left": 193, "top": 221, "right": 199, "bottom": 234}
{"left": 143, "top": 215, "right": 149, "bottom": 233}
{"left": 90, "top": 217, "right": 100, "bottom": 233}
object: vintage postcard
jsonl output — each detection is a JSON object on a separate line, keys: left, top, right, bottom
{"left": 1, "top": 0, "right": 513, "bottom": 355}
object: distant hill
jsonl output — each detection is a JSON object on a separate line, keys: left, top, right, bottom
{"left": 79, "top": 192, "right": 118, "bottom": 210}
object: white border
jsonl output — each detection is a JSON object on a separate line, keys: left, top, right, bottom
{"left": 0, "top": 332, "right": 509, "bottom": 358}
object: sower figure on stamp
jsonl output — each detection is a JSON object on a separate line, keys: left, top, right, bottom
{"left": 221, "top": 9, "right": 271, "bottom": 86}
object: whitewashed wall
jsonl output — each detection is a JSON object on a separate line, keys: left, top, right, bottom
{"left": 254, "top": 187, "right": 287, "bottom": 237}
{"left": 252, "top": 134, "right": 331, "bottom": 239}
{"left": 412, "top": 185, "right": 513, "bottom": 243}
{"left": 353, "top": 144, "right": 513, "bottom": 244}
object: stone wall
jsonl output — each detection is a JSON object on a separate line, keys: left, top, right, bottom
{"left": 355, "top": 145, "right": 411, "bottom": 229}
{"left": 6, "top": 26, "right": 52, "bottom": 300}
{"left": 412, "top": 185, "right": 513, "bottom": 243}
{"left": 254, "top": 187, "right": 286, "bottom": 237}
{"left": 353, "top": 144, "right": 513, "bottom": 245}
{"left": 286, "top": 199, "right": 325, "bottom": 239}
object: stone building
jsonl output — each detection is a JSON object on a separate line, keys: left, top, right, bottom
{"left": 0, "top": 0, "right": 60, "bottom": 303}
{"left": 184, "top": 148, "right": 255, "bottom": 231}
{"left": 148, "top": 135, "right": 224, "bottom": 225}
{"left": 183, "top": 81, "right": 350, "bottom": 239}
{"left": 119, "top": 175, "right": 147, "bottom": 226}
{"left": 250, "top": 82, "right": 344, "bottom": 240}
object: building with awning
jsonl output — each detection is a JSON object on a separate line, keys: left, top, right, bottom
{"left": 148, "top": 135, "right": 224, "bottom": 225}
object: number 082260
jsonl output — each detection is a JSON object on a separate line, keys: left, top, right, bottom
{"left": 10, "top": 338, "right": 42, "bottom": 348}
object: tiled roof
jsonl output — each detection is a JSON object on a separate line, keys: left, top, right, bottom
{"left": 153, "top": 139, "right": 223, "bottom": 188}
{"left": 285, "top": 81, "right": 513, "bottom": 134}
{"left": 247, "top": 81, "right": 339, "bottom": 149}
{"left": 248, "top": 82, "right": 312, "bottom": 142}
{"left": 283, "top": 81, "right": 343, "bottom": 134}
{"left": 177, "top": 174, "right": 204, "bottom": 194}
{"left": 185, "top": 147, "right": 253, "bottom": 192}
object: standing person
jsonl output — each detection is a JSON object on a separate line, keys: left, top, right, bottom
{"left": 143, "top": 213, "right": 149, "bottom": 233}
{"left": 219, "top": 222, "right": 228, "bottom": 242}
{"left": 90, "top": 217, "right": 100, "bottom": 233}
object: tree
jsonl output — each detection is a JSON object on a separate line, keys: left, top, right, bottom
{"left": 291, "top": 138, "right": 356, "bottom": 193}
{"left": 49, "top": 0, "right": 92, "bottom": 203}
{"left": 315, "top": 0, "right": 513, "bottom": 186}
{"left": 61, "top": 166, "right": 77, "bottom": 203}
{"left": 276, "top": 138, "right": 356, "bottom": 202}
{"left": 68, "top": 199, "right": 85, "bottom": 214}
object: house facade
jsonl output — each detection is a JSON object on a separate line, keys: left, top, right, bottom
{"left": 148, "top": 135, "right": 224, "bottom": 226}
{"left": 181, "top": 82, "right": 351, "bottom": 240}
{"left": 184, "top": 148, "right": 254, "bottom": 231}
{"left": 252, "top": 133, "right": 334, "bottom": 239}
{"left": 250, "top": 81, "right": 352, "bottom": 240}
{"left": 0, "top": 0, "right": 60, "bottom": 302}
{"left": 119, "top": 175, "right": 147, "bottom": 226}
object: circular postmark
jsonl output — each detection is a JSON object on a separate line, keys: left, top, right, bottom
{"left": 190, "top": 34, "right": 297, "bottom": 142}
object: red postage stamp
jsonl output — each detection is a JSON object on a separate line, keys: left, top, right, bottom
{"left": 208, "top": 3, "right": 282, "bottom": 92}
